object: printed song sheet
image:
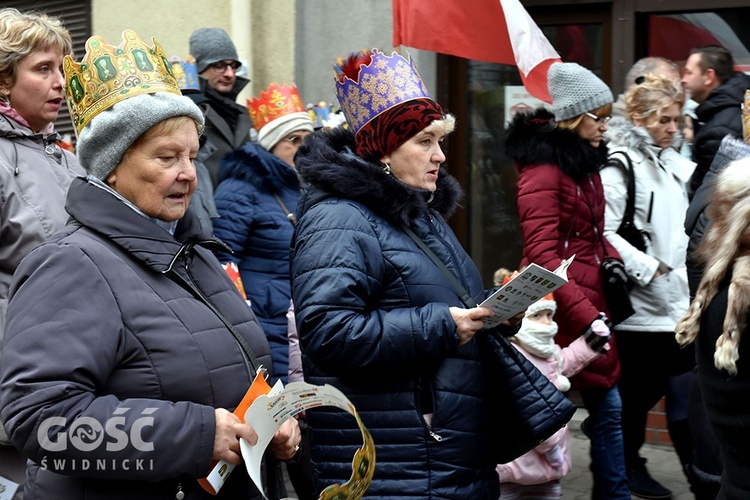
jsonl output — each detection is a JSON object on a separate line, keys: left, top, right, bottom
{"left": 480, "top": 256, "right": 574, "bottom": 328}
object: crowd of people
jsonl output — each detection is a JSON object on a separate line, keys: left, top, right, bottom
{"left": 1, "top": 6, "right": 750, "bottom": 500}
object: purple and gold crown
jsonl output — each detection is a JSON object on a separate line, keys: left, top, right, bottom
{"left": 170, "top": 55, "right": 200, "bottom": 91}
{"left": 64, "top": 30, "right": 180, "bottom": 135}
{"left": 334, "top": 49, "right": 431, "bottom": 136}
{"left": 247, "top": 83, "right": 306, "bottom": 132}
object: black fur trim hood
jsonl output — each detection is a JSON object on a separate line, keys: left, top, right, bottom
{"left": 294, "top": 127, "right": 463, "bottom": 225}
{"left": 505, "top": 107, "right": 608, "bottom": 182}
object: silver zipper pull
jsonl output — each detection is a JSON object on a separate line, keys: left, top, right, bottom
{"left": 428, "top": 428, "right": 443, "bottom": 442}
{"left": 175, "top": 482, "right": 185, "bottom": 500}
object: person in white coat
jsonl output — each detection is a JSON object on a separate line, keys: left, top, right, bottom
{"left": 601, "top": 73, "right": 696, "bottom": 499}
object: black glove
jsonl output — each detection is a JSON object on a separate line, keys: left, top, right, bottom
{"left": 601, "top": 258, "right": 628, "bottom": 287}
{"left": 582, "top": 316, "right": 610, "bottom": 354}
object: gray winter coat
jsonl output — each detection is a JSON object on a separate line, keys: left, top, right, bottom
{"left": 0, "top": 114, "right": 84, "bottom": 343}
{"left": 0, "top": 178, "right": 272, "bottom": 500}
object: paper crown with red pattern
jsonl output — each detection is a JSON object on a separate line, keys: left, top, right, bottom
{"left": 334, "top": 49, "right": 433, "bottom": 136}
{"left": 169, "top": 55, "right": 200, "bottom": 91}
{"left": 64, "top": 30, "right": 180, "bottom": 135}
{"left": 247, "top": 83, "right": 306, "bottom": 132}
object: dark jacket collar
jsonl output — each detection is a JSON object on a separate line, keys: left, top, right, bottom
{"left": 696, "top": 72, "right": 750, "bottom": 121}
{"left": 504, "top": 107, "right": 608, "bottom": 182}
{"left": 198, "top": 74, "right": 250, "bottom": 102}
{"left": 294, "top": 127, "right": 463, "bottom": 225}
{"left": 65, "top": 177, "right": 226, "bottom": 271}
{"left": 218, "top": 141, "right": 300, "bottom": 192}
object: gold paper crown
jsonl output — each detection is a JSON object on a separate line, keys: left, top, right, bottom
{"left": 64, "top": 30, "right": 180, "bottom": 135}
{"left": 247, "top": 83, "right": 306, "bottom": 132}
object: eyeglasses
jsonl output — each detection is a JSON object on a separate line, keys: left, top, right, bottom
{"left": 208, "top": 60, "right": 241, "bottom": 72}
{"left": 584, "top": 112, "right": 612, "bottom": 124}
{"left": 283, "top": 135, "right": 304, "bottom": 146}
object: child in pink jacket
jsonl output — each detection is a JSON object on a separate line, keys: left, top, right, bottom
{"left": 497, "top": 291, "right": 607, "bottom": 499}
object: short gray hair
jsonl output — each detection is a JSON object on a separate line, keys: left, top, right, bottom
{"left": 623, "top": 57, "right": 679, "bottom": 89}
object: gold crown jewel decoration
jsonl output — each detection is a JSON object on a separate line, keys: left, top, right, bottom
{"left": 335, "top": 49, "right": 431, "bottom": 136}
{"left": 247, "top": 83, "right": 306, "bottom": 132}
{"left": 64, "top": 29, "right": 181, "bottom": 135}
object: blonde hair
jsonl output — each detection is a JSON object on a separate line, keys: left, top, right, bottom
{"left": 0, "top": 8, "right": 73, "bottom": 92}
{"left": 556, "top": 103, "right": 613, "bottom": 132}
{"left": 676, "top": 157, "right": 750, "bottom": 374}
{"left": 625, "top": 73, "right": 683, "bottom": 125}
{"left": 493, "top": 267, "right": 512, "bottom": 286}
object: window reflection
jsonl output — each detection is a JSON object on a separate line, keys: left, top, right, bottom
{"left": 466, "top": 24, "right": 604, "bottom": 283}
{"left": 647, "top": 10, "right": 750, "bottom": 69}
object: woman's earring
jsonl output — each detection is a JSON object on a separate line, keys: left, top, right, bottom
{"left": 382, "top": 162, "right": 391, "bottom": 175}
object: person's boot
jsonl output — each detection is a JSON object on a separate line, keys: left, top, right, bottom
{"left": 627, "top": 458, "right": 672, "bottom": 499}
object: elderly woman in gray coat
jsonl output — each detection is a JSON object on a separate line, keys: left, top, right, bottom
{"left": 0, "top": 30, "right": 299, "bottom": 500}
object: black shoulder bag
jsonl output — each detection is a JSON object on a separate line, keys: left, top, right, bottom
{"left": 400, "top": 224, "right": 576, "bottom": 464}
{"left": 608, "top": 152, "right": 649, "bottom": 252}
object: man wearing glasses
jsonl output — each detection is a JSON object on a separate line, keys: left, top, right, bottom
{"left": 189, "top": 27, "right": 253, "bottom": 189}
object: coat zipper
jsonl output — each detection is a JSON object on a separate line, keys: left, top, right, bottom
{"left": 180, "top": 249, "right": 254, "bottom": 380}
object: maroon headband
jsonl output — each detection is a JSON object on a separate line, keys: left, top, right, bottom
{"left": 355, "top": 98, "right": 445, "bottom": 161}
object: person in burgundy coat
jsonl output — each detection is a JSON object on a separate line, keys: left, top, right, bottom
{"left": 506, "top": 62, "right": 629, "bottom": 499}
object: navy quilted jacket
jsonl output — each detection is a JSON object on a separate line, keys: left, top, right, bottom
{"left": 213, "top": 142, "right": 300, "bottom": 383}
{"left": 291, "top": 128, "right": 500, "bottom": 499}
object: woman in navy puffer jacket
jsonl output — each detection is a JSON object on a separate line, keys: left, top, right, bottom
{"left": 291, "top": 49, "right": 511, "bottom": 499}
{"left": 213, "top": 83, "right": 314, "bottom": 384}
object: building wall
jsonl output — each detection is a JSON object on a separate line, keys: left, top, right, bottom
{"left": 89, "top": 0, "right": 434, "bottom": 112}
{"left": 90, "top": 0, "right": 296, "bottom": 104}
{"left": 295, "top": 0, "right": 436, "bottom": 110}
{"left": 250, "top": 0, "right": 296, "bottom": 92}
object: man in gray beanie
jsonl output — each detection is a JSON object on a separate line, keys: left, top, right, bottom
{"left": 188, "top": 27, "right": 253, "bottom": 189}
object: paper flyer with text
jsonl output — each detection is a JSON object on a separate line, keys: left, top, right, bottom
{"left": 480, "top": 256, "right": 574, "bottom": 328}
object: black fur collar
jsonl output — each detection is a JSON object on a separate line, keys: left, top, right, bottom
{"left": 505, "top": 107, "right": 608, "bottom": 182}
{"left": 295, "top": 127, "right": 462, "bottom": 225}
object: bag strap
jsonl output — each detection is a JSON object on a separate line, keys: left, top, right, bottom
{"left": 608, "top": 152, "right": 637, "bottom": 234}
{"left": 399, "top": 223, "right": 477, "bottom": 308}
{"left": 272, "top": 193, "right": 297, "bottom": 227}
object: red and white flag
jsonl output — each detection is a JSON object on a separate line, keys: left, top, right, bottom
{"left": 392, "top": 0, "right": 561, "bottom": 102}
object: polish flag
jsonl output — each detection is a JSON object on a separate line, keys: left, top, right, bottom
{"left": 392, "top": 0, "right": 561, "bottom": 103}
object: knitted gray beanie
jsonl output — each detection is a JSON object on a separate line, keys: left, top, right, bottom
{"left": 189, "top": 27, "right": 239, "bottom": 73}
{"left": 76, "top": 92, "right": 205, "bottom": 180}
{"left": 548, "top": 62, "right": 613, "bottom": 122}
